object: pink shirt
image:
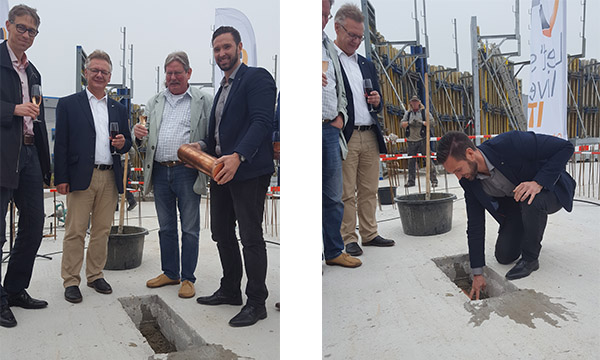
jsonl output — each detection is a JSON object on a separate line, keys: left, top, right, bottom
{"left": 7, "top": 44, "right": 34, "bottom": 136}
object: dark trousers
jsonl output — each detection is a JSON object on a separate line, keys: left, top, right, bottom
{"left": 0, "top": 145, "right": 44, "bottom": 305}
{"left": 210, "top": 174, "right": 271, "bottom": 307}
{"left": 407, "top": 139, "right": 437, "bottom": 183}
{"left": 494, "top": 190, "right": 563, "bottom": 264}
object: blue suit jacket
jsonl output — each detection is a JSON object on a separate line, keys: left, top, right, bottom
{"left": 54, "top": 90, "right": 132, "bottom": 193}
{"left": 204, "top": 63, "right": 276, "bottom": 181}
{"left": 339, "top": 54, "right": 387, "bottom": 154}
{"left": 460, "top": 131, "right": 576, "bottom": 268}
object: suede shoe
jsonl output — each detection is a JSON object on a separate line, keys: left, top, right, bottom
{"left": 345, "top": 242, "right": 363, "bottom": 256}
{"left": 325, "top": 253, "right": 362, "bottom": 268}
{"left": 64, "top": 286, "right": 83, "bottom": 303}
{"left": 146, "top": 274, "right": 181, "bottom": 288}
{"left": 7, "top": 290, "right": 48, "bottom": 309}
{"left": 505, "top": 258, "right": 539, "bottom": 280}
{"left": 87, "top": 278, "right": 113, "bottom": 294}
{"left": 229, "top": 304, "right": 267, "bottom": 327}
{"left": 1, "top": 304, "right": 17, "bottom": 328}
{"left": 196, "top": 289, "right": 243, "bottom": 306}
{"left": 363, "top": 235, "right": 395, "bottom": 247}
{"left": 178, "top": 280, "right": 195, "bottom": 298}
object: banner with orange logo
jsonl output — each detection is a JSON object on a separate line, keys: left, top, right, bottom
{"left": 213, "top": 8, "right": 257, "bottom": 92}
{"left": 527, "top": 0, "right": 567, "bottom": 139}
{"left": 1, "top": 0, "right": 8, "bottom": 41}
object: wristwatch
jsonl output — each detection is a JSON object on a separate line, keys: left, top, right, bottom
{"left": 236, "top": 152, "right": 246, "bottom": 163}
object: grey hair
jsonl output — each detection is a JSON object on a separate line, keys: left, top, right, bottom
{"left": 164, "top": 51, "right": 190, "bottom": 72}
{"left": 334, "top": 3, "right": 364, "bottom": 25}
{"left": 8, "top": 4, "right": 40, "bottom": 27}
{"left": 85, "top": 50, "right": 112, "bottom": 72}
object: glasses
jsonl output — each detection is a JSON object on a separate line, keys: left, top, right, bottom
{"left": 166, "top": 71, "right": 185, "bottom": 77}
{"left": 10, "top": 21, "right": 39, "bottom": 37}
{"left": 340, "top": 24, "right": 364, "bottom": 42}
{"left": 87, "top": 68, "right": 111, "bottom": 76}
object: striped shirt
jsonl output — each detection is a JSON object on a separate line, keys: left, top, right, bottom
{"left": 155, "top": 87, "right": 192, "bottom": 162}
{"left": 322, "top": 33, "right": 338, "bottom": 120}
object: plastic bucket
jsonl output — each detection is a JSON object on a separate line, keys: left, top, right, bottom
{"left": 394, "top": 193, "right": 456, "bottom": 236}
{"left": 378, "top": 186, "right": 397, "bottom": 205}
{"left": 105, "top": 225, "right": 148, "bottom": 270}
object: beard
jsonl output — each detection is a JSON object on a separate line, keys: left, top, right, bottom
{"left": 465, "top": 159, "right": 478, "bottom": 181}
{"left": 217, "top": 52, "right": 240, "bottom": 72}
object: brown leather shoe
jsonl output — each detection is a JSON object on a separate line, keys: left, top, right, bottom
{"left": 325, "top": 253, "right": 362, "bottom": 268}
{"left": 146, "top": 274, "right": 180, "bottom": 288}
{"left": 178, "top": 280, "right": 195, "bottom": 298}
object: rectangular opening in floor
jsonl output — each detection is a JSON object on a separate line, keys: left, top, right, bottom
{"left": 119, "top": 295, "right": 241, "bottom": 359}
{"left": 432, "top": 254, "right": 519, "bottom": 299}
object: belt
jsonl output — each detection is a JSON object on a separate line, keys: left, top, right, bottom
{"left": 94, "top": 164, "right": 113, "bottom": 170}
{"left": 23, "top": 134, "right": 35, "bottom": 145}
{"left": 354, "top": 125, "right": 373, "bottom": 131}
{"left": 157, "top": 160, "right": 183, "bottom": 167}
{"left": 322, "top": 119, "right": 332, "bottom": 123}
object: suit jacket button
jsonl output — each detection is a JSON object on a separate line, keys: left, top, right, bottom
{"left": 147, "top": 165, "right": 150, "bottom": 169}
{"left": 151, "top": 146, "right": 155, "bottom": 150}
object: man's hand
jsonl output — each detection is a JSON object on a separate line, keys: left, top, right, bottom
{"left": 329, "top": 114, "right": 343, "bottom": 129}
{"left": 56, "top": 183, "right": 70, "bottom": 195}
{"left": 469, "top": 274, "right": 486, "bottom": 300}
{"left": 214, "top": 153, "right": 242, "bottom": 185}
{"left": 133, "top": 123, "right": 148, "bottom": 140}
{"left": 273, "top": 141, "right": 280, "bottom": 161}
{"left": 367, "top": 90, "right": 380, "bottom": 108}
{"left": 401, "top": 121, "right": 408, "bottom": 129}
{"left": 513, "top": 181, "right": 543, "bottom": 205}
{"left": 322, "top": 72, "right": 328, "bottom": 87}
{"left": 111, "top": 134, "right": 125, "bottom": 150}
{"left": 14, "top": 103, "right": 40, "bottom": 118}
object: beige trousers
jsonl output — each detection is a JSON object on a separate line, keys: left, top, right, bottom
{"left": 341, "top": 129, "right": 380, "bottom": 245}
{"left": 61, "top": 169, "right": 118, "bottom": 287}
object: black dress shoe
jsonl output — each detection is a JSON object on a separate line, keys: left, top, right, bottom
{"left": 196, "top": 289, "right": 242, "bottom": 306}
{"left": 229, "top": 304, "right": 267, "bottom": 327}
{"left": 404, "top": 181, "right": 415, "bottom": 188}
{"left": 363, "top": 235, "right": 395, "bottom": 247}
{"left": 64, "top": 286, "right": 83, "bottom": 303}
{"left": 7, "top": 290, "right": 48, "bottom": 309}
{"left": 345, "top": 242, "right": 363, "bottom": 256}
{"left": 505, "top": 258, "right": 539, "bottom": 280}
{"left": 127, "top": 198, "right": 137, "bottom": 211}
{"left": 87, "top": 278, "right": 113, "bottom": 294}
{"left": 1, "top": 304, "right": 17, "bottom": 328}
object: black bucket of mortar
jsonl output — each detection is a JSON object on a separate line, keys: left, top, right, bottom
{"left": 378, "top": 186, "right": 397, "bottom": 205}
{"left": 104, "top": 225, "right": 148, "bottom": 270}
{"left": 394, "top": 193, "right": 456, "bottom": 236}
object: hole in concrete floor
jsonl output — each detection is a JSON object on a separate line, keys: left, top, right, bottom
{"left": 119, "top": 295, "right": 242, "bottom": 359}
{"left": 432, "top": 254, "right": 519, "bottom": 300}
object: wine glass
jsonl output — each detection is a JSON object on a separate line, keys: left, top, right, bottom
{"left": 31, "top": 84, "right": 42, "bottom": 123}
{"left": 109, "top": 122, "right": 119, "bottom": 155}
{"left": 363, "top": 79, "right": 374, "bottom": 112}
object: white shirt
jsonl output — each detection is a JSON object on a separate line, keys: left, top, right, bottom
{"left": 334, "top": 43, "right": 372, "bottom": 126}
{"left": 86, "top": 89, "right": 113, "bottom": 165}
{"left": 7, "top": 43, "right": 34, "bottom": 136}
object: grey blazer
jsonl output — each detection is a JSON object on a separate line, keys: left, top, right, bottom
{"left": 141, "top": 86, "right": 213, "bottom": 195}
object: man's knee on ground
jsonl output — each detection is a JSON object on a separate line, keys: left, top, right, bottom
{"left": 495, "top": 249, "right": 520, "bottom": 265}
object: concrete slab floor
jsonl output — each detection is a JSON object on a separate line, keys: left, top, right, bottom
{"left": 323, "top": 174, "right": 600, "bottom": 360}
{"left": 0, "top": 196, "right": 280, "bottom": 360}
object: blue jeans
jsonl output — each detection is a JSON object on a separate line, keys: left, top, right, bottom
{"left": 322, "top": 123, "right": 344, "bottom": 260}
{"left": 152, "top": 163, "right": 201, "bottom": 283}
{"left": 1, "top": 145, "right": 44, "bottom": 305}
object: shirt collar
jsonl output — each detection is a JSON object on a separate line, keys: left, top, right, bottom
{"left": 333, "top": 42, "right": 357, "bottom": 61}
{"left": 165, "top": 85, "right": 192, "bottom": 99}
{"left": 6, "top": 43, "right": 29, "bottom": 70}
{"left": 476, "top": 151, "right": 495, "bottom": 180}
{"left": 86, "top": 88, "right": 107, "bottom": 102}
{"left": 220, "top": 62, "right": 242, "bottom": 87}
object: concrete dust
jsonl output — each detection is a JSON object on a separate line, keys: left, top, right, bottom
{"left": 464, "top": 289, "right": 578, "bottom": 328}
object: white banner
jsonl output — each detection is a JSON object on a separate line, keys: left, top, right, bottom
{"left": 528, "top": 0, "right": 567, "bottom": 139}
{"left": 213, "top": 8, "right": 257, "bottom": 92}
{"left": 1, "top": 0, "right": 8, "bottom": 41}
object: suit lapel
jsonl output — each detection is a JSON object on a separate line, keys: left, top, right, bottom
{"left": 77, "top": 91, "right": 96, "bottom": 130}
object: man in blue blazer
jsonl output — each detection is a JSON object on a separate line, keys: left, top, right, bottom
{"left": 54, "top": 50, "right": 132, "bottom": 304}
{"left": 437, "top": 131, "right": 575, "bottom": 300}
{"left": 334, "top": 4, "right": 394, "bottom": 258}
{"left": 195, "top": 26, "right": 276, "bottom": 327}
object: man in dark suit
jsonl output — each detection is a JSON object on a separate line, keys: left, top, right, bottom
{"left": 54, "top": 50, "right": 132, "bottom": 304}
{"left": 437, "top": 131, "right": 576, "bottom": 300}
{"left": 0, "top": 4, "right": 51, "bottom": 328}
{"left": 333, "top": 4, "right": 395, "bottom": 257}
{"left": 194, "top": 26, "right": 276, "bottom": 327}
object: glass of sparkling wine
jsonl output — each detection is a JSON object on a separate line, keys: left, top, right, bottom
{"left": 31, "top": 84, "right": 42, "bottom": 123}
